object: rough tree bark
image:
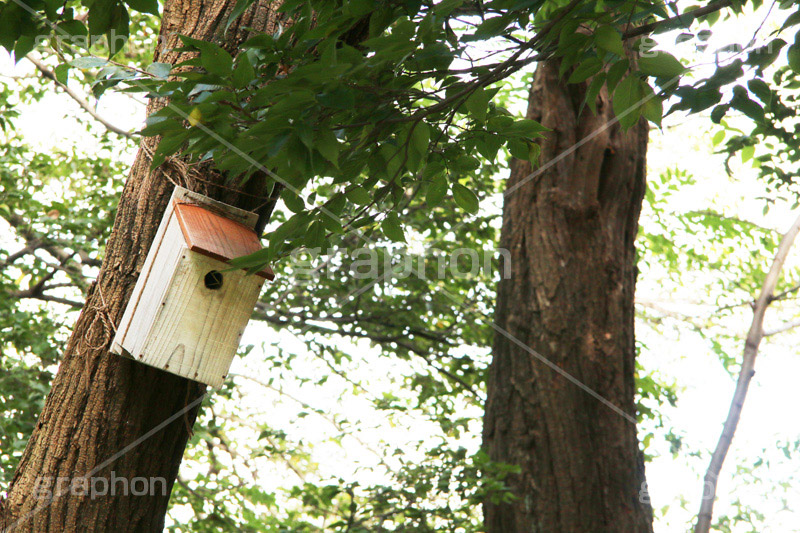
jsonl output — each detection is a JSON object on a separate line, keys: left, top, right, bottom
{"left": 0, "top": 1, "right": 281, "bottom": 530}
{"left": 482, "top": 60, "right": 653, "bottom": 532}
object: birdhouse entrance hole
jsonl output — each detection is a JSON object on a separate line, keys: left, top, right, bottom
{"left": 204, "top": 270, "right": 224, "bottom": 290}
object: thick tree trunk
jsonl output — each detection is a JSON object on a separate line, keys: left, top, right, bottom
{"left": 482, "top": 60, "right": 653, "bottom": 532}
{"left": 0, "top": 1, "right": 281, "bottom": 530}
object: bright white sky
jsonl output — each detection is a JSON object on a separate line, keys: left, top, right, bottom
{"left": 2, "top": 1, "right": 800, "bottom": 530}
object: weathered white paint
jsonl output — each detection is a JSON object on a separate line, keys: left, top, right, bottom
{"left": 110, "top": 187, "right": 267, "bottom": 387}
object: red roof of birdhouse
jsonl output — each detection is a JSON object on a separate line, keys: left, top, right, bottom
{"left": 173, "top": 202, "right": 275, "bottom": 280}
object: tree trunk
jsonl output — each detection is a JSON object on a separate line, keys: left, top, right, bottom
{"left": 482, "top": 60, "right": 653, "bottom": 532}
{"left": 0, "top": 1, "right": 281, "bottom": 530}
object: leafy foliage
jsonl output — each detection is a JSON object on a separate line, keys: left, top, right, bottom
{"left": 17, "top": 0, "right": 717, "bottom": 274}
{"left": 0, "top": 140, "right": 126, "bottom": 481}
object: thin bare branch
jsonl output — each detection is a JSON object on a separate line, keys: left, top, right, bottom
{"left": 10, "top": 289, "right": 84, "bottom": 309}
{"left": 763, "top": 318, "right": 800, "bottom": 337}
{"left": 26, "top": 55, "right": 134, "bottom": 139}
{"left": 4, "top": 212, "right": 93, "bottom": 291}
{"left": 0, "top": 244, "right": 34, "bottom": 271}
{"left": 253, "top": 308, "right": 480, "bottom": 398}
{"left": 623, "top": 0, "right": 734, "bottom": 40}
{"left": 768, "top": 281, "right": 800, "bottom": 303}
{"left": 695, "top": 210, "right": 800, "bottom": 533}
{"left": 230, "top": 372, "right": 393, "bottom": 470}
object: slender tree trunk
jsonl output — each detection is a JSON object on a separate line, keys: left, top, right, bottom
{"left": 482, "top": 60, "right": 653, "bottom": 532}
{"left": 0, "top": 1, "right": 281, "bottom": 530}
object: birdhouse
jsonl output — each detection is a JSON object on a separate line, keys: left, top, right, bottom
{"left": 110, "top": 186, "right": 274, "bottom": 387}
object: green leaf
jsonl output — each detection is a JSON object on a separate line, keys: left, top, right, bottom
{"left": 381, "top": 213, "right": 405, "bottom": 242}
{"left": 347, "top": 0, "right": 375, "bottom": 18}
{"left": 506, "top": 119, "right": 548, "bottom": 138}
{"left": 326, "top": 194, "right": 346, "bottom": 216}
{"left": 69, "top": 57, "right": 109, "bottom": 68}
{"left": 475, "top": 131, "right": 503, "bottom": 161}
{"left": 151, "top": 129, "right": 190, "bottom": 169}
{"left": 200, "top": 42, "right": 233, "bottom": 76}
{"left": 454, "top": 155, "right": 480, "bottom": 171}
{"left": 305, "top": 221, "right": 327, "bottom": 249}
{"left": 711, "top": 130, "right": 725, "bottom": 146}
{"left": 322, "top": 214, "right": 344, "bottom": 234}
{"left": 731, "top": 94, "right": 764, "bottom": 121}
{"left": 528, "top": 142, "right": 541, "bottom": 165}
{"left": 788, "top": 45, "right": 800, "bottom": 72}
{"left": 346, "top": 186, "right": 372, "bottom": 205}
{"left": 56, "top": 20, "right": 89, "bottom": 40}
{"left": 410, "top": 122, "right": 431, "bottom": 157}
{"left": 507, "top": 139, "right": 528, "bottom": 160}
{"left": 465, "top": 87, "right": 492, "bottom": 122}
{"left": 585, "top": 72, "right": 606, "bottom": 114}
{"left": 747, "top": 38, "right": 785, "bottom": 71}
{"left": 426, "top": 174, "right": 448, "bottom": 207}
{"left": 139, "top": 116, "right": 182, "bottom": 136}
{"left": 473, "top": 15, "right": 511, "bottom": 39}
{"left": 594, "top": 26, "right": 625, "bottom": 56}
{"left": 412, "top": 42, "right": 454, "bottom": 71}
{"left": 146, "top": 62, "right": 172, "bottom": 79}
{"left": 316, "top": 86, "right": 355, "bottom": 109}
{"left": 43, "top": 0, "right": 61, "bottom": 20}
{"left": 434, "top": 0, "right": 465, "bottom": 16}
{"left": 125, "top": 0, "right": 159, "bottom": 15}
{"left": 106, "top": 3, "right": 130, "bottom": 57}
{"left": 613, "top": 75, "right": 643, "bottom": 130}
{"left": 226, "top": 0, "right": 256, "bottom": 32}
{"left": 781, "top": 9, "right": 800, "bottom": 31}
{"left": 710, "top": 104, "right": 728, "bottom": 124}
{"left": 272, "top": 212, "right": 313, "bottom": 244}
{"left": 294, "top": 121, "right": 314, "bottom": 150}
{"left": 747, "top": 78, "right": 771, "bottom": 104}
{"left": 452, "top": 183, "right": 479, "bottom": 214}
{"left": 316, "top": 130, "right": 341, "bottom": 167}
{"left": 568, "top": 57, "right": 603, "bottom": 84}
{"left": 638, "top": 51, "right": 686, "bottom": 78}
{"left": 281, "top": 190, "right": 305, "bottom": 213}
{"left": 88, "top": 1, "right": 115, "bottom": 36}
{"left": 232, "top": 54, "right": 255, "bottom": 88}
{"left": 54, "top": 64, "right": 70, "bottom": 84}
{"left": 228, "top": 246, "right": 271, "bottom": 269}
{"left": 741, "top": 145, "right": 755, "bottom": 162}
{"left": 13, "top": 34, "right": 34, "bottom": 62}
{"left": 606, "top": 59, "right": 629, "bottom": 94}
{"left": 0, "top": 5, "right": 22, "bottom": 51}
{"left": 641, "top": 90, "right": 663, "bottom": 127}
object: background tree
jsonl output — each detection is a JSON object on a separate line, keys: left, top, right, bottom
{"left": 484, "top": 56, "right": 652, "bottom": 531}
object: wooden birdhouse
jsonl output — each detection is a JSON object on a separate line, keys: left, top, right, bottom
{"left": 111, "top": 186, "right": 274, "bottom": 387}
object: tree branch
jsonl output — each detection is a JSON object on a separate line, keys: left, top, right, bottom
{"left": 9, "top": 252, "right": 85, "bottom": 309}
{"left": 762, "top": 318, "right": 800, "bottom": 337}
{"left": 26, "top": 55, "right": 134, "bottom": 139}
{"left": 10, "top": 289, "right": 84, "bottom": 309}
{"left": 768, "top": 281, "right": 800, "bottom": 303}
{"left": 694, "top": 210, "right": 800, "bottom": 533}
{"left": 4, "top": 212, "right": 93, "bottom": 291}
{"left": 229, "top": 372, "right": 393, "bottom": 470}
{"left": 262, "top": 305, "right": 456, "bottom": 345}
{"left": 0, "top": 244, "right": 34, "bottom": 271}
{"left": 254, "top": 308, "right": 480, "bottom": 398}
{"left": 623, "top": 0, "right": 734, "bottom": 40}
